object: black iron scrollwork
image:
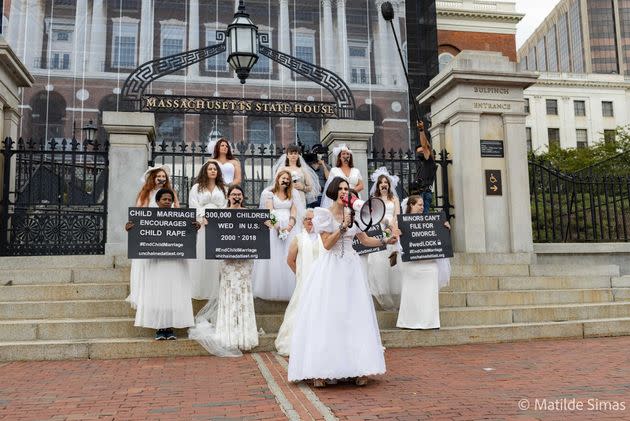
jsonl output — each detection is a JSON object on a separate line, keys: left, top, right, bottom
{"left": 259, "top": 45, "right": 355, "bottom": 119}
{"left": 122, "top": 43, "right": 227, "bottom": 102}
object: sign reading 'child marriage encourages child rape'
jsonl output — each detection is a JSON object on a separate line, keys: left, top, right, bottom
{"left": 397, "top": 212, "right": 453, "bottom": 262}
{"left": 127, "top": 208, "right": 198, "bottom": 259}
{"left": 205, "top": 209, "right": 271, "bottom": 260}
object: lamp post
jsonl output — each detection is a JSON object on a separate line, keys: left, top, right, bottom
{"left": 226, "top": 1, "right": 259, "bottom": 84}
{"left": 82, "top": 120, "right": 98, "bottom": 142}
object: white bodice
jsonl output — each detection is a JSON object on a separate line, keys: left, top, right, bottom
{"left": 218, "top": 161, "right": 235, "bottom": 184}
{"left": 189, "top": 184, "right": 227, "bottom": 219}
{"left": 330, "top": 167, "right": 362, "bottom": 190}
{"left": 312, "top": 207, "right": 359, "bottom": 257}
{"left": 148, "top": 188, "right": 159, "bottom": 208}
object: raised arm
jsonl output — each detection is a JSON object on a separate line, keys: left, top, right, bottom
{"left": 232, "top": 159, "right": 242, "bottom": 185}
{"left": 415, "top": 121, "right": 431, "bottom": 160}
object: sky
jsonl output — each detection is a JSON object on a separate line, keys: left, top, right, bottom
{"left": 515, "top": 0, "right": 563, "bottom": 48}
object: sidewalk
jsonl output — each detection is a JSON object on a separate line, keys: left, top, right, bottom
{"left": 1, "top": 336, "right": 628, "bottom": 420}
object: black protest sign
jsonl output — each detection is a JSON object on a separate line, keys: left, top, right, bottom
{"left": 127, "top": 207, "right": 197, "bottom": 259}
{"left": 352, "top": 224, "right": 387, "bottom": 256}
{"left": 205, "top": 208, "right": 270, "bottom": 259}
{"left": 397, "top": 212, "right": 453, "bottom": 262}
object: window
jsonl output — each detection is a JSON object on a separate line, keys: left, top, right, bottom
{"left": 526, "top": 127, "right": 532, "bottom": 152}
{"left": 576, "top": 129, "right": 588, "bottom": 148}
{"left": 206, "top": 27, "right": 228, "bottom": 72}
{"left": 349, "top": 41, "right": 369, "bottom": 85}
{"left": 546, "top": 99, "right": 558, "bottom": 115}
{"left": 438, "top": 52, "right": 454, "bottom": 72}
{"left": 247, "top": 118, "right": 274, "bottom": 144}
{"left": 296, "top": 119, "right": 320, "bottom": 149}
{"left": 161, "top": 23, "right": 185, "bottom": 58}
{"left": 111, "top": 19, "right": 139, "bottom": 68}
{"left": 524, "top": 98, "right": 530, "bottom": 114}
{"left": 293, "top": 32, "right": 315, "bottom": 64}
{"left": 574, "top": 100, "right": 586, "bottom": 116}
{"left": 602, "top": 101, "right": 614, "bottom": 117}
{"left": 251, "top": 31, "right": 271, "bottom": 74}
{"left": 157, "top": 115, "right": 184, "bottom": 141}
{"left": 51, "top": 52, "right": 70, "bottom": 70}
{"left": 604, "top": 130, "right": 616, "bottom": 144}
{"left": 56, "top": 31, "right": 70, "bottom": 41}
{"left": 548, "top": 128, "right": 560, "bottom": 148}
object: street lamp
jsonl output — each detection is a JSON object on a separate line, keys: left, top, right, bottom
{"left": 82, "top": 120, "right": 98, "bottom": 142}
{"left": 226, "top": 0, "right": 259, "bottom": 84}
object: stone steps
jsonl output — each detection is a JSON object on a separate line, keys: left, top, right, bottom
{"left": 0, "top": 268, "right": 129, "bottom": 285}
{"left": 3, "top": 302, "right": 630, "bottom": 343}
{"left": 2, "top": 317, "right": 630, "bottom": 361}
{"left": 0, "top": 283, "right": 129, "bottom": 301}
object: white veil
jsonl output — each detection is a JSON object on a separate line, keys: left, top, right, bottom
{"left": 271, "top": 154, "right": 321, "bottom": 205}
{"left": 320, "top": 144, "right": 353, "bottom": 208}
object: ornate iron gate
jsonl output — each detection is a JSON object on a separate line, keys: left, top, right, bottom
{"left": 368, "top": 148, "right": 453, "bottom": 219}
{"left": 0, "top": 137, "right": 109, "bottom": 255}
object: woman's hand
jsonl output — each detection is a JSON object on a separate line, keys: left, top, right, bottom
{"left": 342, "top": 211, "right": 352, "bottom": 229}
{"left": 444, "top": 221, "right": 451, "bottom": 230}
{"left": 264, "top": 220, "right": 273, "bottom": 229}
{"left": 385, "top": 236, "right": 398, "bottom": 245}
{"left": 125, "top": 221, "right": 134, "bottom": 231}
{"left": 193, "top": 221, "right": 202, "bottom": 231}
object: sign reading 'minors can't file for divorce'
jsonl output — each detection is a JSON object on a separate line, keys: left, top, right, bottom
{"left": 397, "top": 212, "right": 453, "bottom": 262}
{"left": 127, "top": 207, "right": 198, "bottom": 259}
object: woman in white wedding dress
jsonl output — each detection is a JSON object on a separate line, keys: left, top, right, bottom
{"left": 288, "top": 177, "right": 398, "bottom": 387}
{"left": 271, "top": 144, "right": 320, "bottom": 208}
{"left": 212, "top": 138, "right": 242, "bottom": 185}
{"left": 127, "top": 165, "right": 179, "bottom": 310}
{"left": 188, "top": 185, "right": 259, "bottom": 355}
{"left": 367, "top": 167, "right": 402, "bottom": 310}
{"left": 320, "top": 144, "right": 364, "bottom": 208}
{"left": 396, "top": 195, "right": 451, "bottom": 329}
{"left": 252, "top": 170, "right": 300, "bottom": 301}
{"left": 188, "top": 160, "right": 228, "bottom": 300}
{"left": 274, "top": 209, "right": 324, "bottom": 356}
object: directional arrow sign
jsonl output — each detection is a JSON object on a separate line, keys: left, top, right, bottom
{"left": 485, "top": 170, "right": 502, "bottom": 196}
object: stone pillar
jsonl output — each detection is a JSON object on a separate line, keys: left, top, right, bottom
{"left": 89, "top": 0, "right": 107, "bottom": 72}
{"left": 7, "top": 0, "right": 23, "bottom": 50}
{"left": 321, "top": 119, "right": 374, "bottom": 200}
{"left": 321, "top": 0, "right": 335, "bottom": 70}
{"left": 417, "top": 51, "right": 538, "bottom": 253}
{"left": 74, "top": 0, "right": 89, "bottom": 74}
{"left": 336, "top": 0, "right": 349, "bottom": 81}
{"left": 102, "top": 112, "right": 155, "bottom": 256}
{"left": 374, "top": 0, "right": 390, "bottom": 86}
{"left": 139, "top": 0, "right": 154, "bottom": 64}
{"left": 278, "top": 0, "right": 291, "bottom": 82}
{"left": 188, "top": 0, "right": 200, "bottom": 77}
{"left": 23, "top": 0, "right": 44, "bottom": 69}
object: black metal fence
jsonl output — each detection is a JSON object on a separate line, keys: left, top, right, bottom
{"left": 529, "top": 158, "right": 630, "bottom": 242}
{"left": 149, "top": 140, "right": 283, "bottom": 207}
{"left": 0, "top": 137, "right": 109, "bottom": 255}
{"left": 368, "top": 148, "right": 453, "bottom": 219}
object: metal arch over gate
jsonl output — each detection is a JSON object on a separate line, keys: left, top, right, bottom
{"left": 121, "top": 32, "right": 356, "bottom": 120}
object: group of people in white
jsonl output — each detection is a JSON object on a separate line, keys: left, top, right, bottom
{"left": 125, "top": 138, "right": 451, "bottom": 387}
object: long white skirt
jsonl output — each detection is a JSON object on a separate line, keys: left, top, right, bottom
{"left": 134, "top": 258, "right": 194, "bottom": 329}
{"left": 288, "top": 251, "right": 386, "bottom": 382}
{"left": 252, "top": 216, "right": 296, "bottom": 301}
{"left": 367, "top": 245, "right": 402, "bottom": 310}
{"left": 126, "top": 259, "right": 146, "bottom": 309}
{"left": 275, "top": 263, "right": 307, "bottom": 356}
{"left": 190, "top": 227, "right": 221, "bottom": 300}
{"left": 396, "top": 260, "right": 440, "bottom": 329}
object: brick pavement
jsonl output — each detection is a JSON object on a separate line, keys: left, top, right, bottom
{"left": 1, "top": 337, "right": 629, "bottom": 420}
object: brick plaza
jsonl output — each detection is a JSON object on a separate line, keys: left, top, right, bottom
{"left": 1, "top": 336, "right": 628, "bottom": 420}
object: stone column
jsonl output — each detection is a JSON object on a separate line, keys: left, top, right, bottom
{"left": 7, "top": 0, "right": 23, "bottom": 50}
{"left": 89, "top": 0, "right": 107, "bottom": 72}
{"left": 417, "top": 51, "right": 538, "bottom": 253}
{"left": 23, "top": 0, "right": 44, "bottom": 69}
{"left": 321, "top": 119, "right": 374, "bottom": 200}
{"left": 336, "top": 0, "right": 349, "bottom": 81}
{"left": 73, "top": 0, "right": 89, "bottom": 74}
{"left": 278, "top": 0, "right": 291, "bottom": 82}
{"left": 139, "top": 0, "right": 154, "bottom": 64}
{"left": 321, "top": 0, "right": 335, "bottom": 70}
{"left": 374, "top": 0, "right": 390, "bottom": 86}
{"left": 188, "top": 0, "right": 200, "bottom": 77}
{"left": 102, "top": 112, "right": 155, "bottom": 256}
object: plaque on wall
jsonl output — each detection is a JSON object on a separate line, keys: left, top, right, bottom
{"left": 485, "top": 170, "right": 502, "bottom": 196}
{"left": 480, "top": 140, "right": 504, "bottom": 158}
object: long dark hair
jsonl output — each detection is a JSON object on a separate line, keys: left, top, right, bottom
{"left": 213, "top": 138, "right": 234, "bottom": 160}
{"left": 373, "top": 174, "right": 394, "bottom": 201}
{"left": 196, "top": 160, "right": 226, "bottom": 194}
{"left": 325, "top": 176, "right": 349, "bottom": 201}
{"left": 284, "top": 144, "right": 302, "bottom": 167}
{"left": 405, "top": 195, "right": 422, "bottom": 214}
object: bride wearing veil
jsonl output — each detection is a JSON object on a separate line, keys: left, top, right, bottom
{"left": 271, "top": 144, "right": 321, "bottom": 208}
